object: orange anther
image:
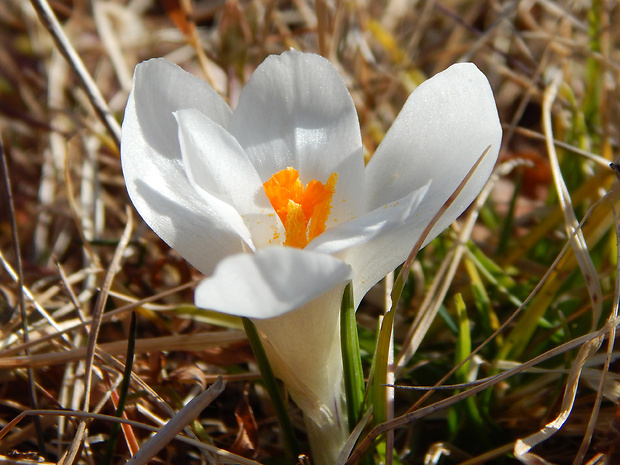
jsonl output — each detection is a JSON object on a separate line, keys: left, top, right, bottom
{"left": 264, "top": 168, "right": 337, "bottom": 248}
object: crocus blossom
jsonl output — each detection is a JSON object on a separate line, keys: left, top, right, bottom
{"left": 121, "top": 50, "right": 501, "bottom": 463}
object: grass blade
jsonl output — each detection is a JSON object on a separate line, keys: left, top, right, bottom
{"left": 340, "top": 283, "right": 365, "bottom": 429}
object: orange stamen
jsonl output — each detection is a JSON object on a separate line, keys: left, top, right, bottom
{"left": 263, "top": 167, "right": 337, "bottom": 248}
{"left": 308, "top": 172, "right": 337, "bottom": 241}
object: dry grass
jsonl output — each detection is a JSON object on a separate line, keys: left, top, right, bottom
{"left": 1, "top": 0, "right": 620, "bottom": 464}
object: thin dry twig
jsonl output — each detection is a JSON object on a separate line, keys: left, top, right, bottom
{"left": 126, "top": 378, "right": 226, "bottom": 465}
{"left": 0, "top": 330, "right": 247, "bottom": 368}
{"left": 0, "top": 134, "right": 47, "bottom": 456}
{"left": 542, "top": 69, "right": 602, "bottom": 330}
{"left": 0, "top": 279, "right": 203, "bottom": 356}
{"left": 0, "top": 405, "right": 262, "bottom": 465}
{"left": 29, "top": 0, "right": 122, "bottom": 146}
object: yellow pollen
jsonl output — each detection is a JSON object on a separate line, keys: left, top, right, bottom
{"left": 263, "top": 167, "right": 337, "bottom": 248}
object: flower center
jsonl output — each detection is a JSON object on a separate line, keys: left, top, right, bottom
{"left": 263, "top": 167, "right": 337, "bottom": 248}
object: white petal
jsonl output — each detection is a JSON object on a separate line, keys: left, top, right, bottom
{"left": 194, "top": 247, "right": 352, "bottom": 319}
{"left": 229, "top": 50, "right": 365, "bottom": 224}
{"left": 309, "top": 184, "right": 437, "bottom": 306}
{"left": 121, "top": 62, "right": 249, "bottom": 275}
{"left": 253, "top": 284, "right": 348, "bottom": 450}
{"left": 347, "top": 63, "right": 501, "bottom": 302}
{"left": 130, "top": 58, "right": 232, "bottom": 161}
{"left": 308, "top": 183, "right": 430, "bottom": 255}
{"left": 175, "top": 109, "right": 281, "bottom": 248}
{"left": 365, "top": 62, "right": 501, "bottom": 242}
{"left": 195, "top": 246, "right": 351, "bottom": 463}
{"left": 339, "top": 188, "right": 446, "bottom": 306}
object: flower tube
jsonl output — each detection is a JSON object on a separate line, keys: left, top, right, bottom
{"left": 121, "top": 50, "right": 502, "bottom": 463}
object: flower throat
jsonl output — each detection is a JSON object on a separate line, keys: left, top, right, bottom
{"left": 264, "top": 167, "right": 337, "bottom": 248}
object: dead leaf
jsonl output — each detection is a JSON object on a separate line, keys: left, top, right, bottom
{"left": 231, "top": 386, "right": 259, "bottom": 459}
{"left": 168, "top": 364, "right": 207, "bottom": 390}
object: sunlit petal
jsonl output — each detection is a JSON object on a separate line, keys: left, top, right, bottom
{"left": 308, "top": 183, "right": 430, "bottom": 254}
{"left": 175, "top": 109, "right": 280, "bottom": 248}
{"left": 121, "top": 62, "right": 247, "bottom": 275}
{"left": 131, "top": 58, "right": 232, "bottom": 161}
{"left": 308, "top": 184, "right": 431, "bottom": 304}
{"left": 194, "top": 247, "right": 352, "bottom": 319}
{"left": 366, "top": 62, "right": 501, "bottom": 244}
{"left": 229, "top": 50, "right": 365, "bottom": 224}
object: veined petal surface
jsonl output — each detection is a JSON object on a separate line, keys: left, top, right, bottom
{"left": 121, "top": 60, "right": 250, "bottom": 275}
{"left": 358, "top": 63, "right": 501, "bottom": 300}
{"left": 131, "top": 58, "right": 232, "bottom": 160}
{"left": 194, "top": 247, "right": 352, "bottom": 319}
{"left": 175, "top": 109, "right": 280, "bottom": 248}
{"left": 365, "top": 63, "right": 501, "bottom": 240}
{"left": 229, "top": 50, "right": 365, "bottom": 225}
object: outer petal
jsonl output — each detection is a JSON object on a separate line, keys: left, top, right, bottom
{"left": 193, "top": 247, "right": 352, "bottom": 319}
{"left": 121, "top": 60, "right": 249, "bottom": 275}
{"left": 365, "top": 63, "right": 501, "bottom": 238}
{"left": 337, "top": 189, "right": 443, "bottom": 306}
{"left": 131, "top": 59, "right": 232, "bottom": 161}
{"left": 229, "top": 50, "right": 365, "bottom": 224}
{"left": 355, "top": 63, "right": 501, "bottom": 303}
{"left": 175, "top": 109, "right": 281, "bottom": 248}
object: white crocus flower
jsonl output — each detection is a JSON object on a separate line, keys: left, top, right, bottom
{"left": 121, "top": 50, "right": 501, "bottom": 464}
